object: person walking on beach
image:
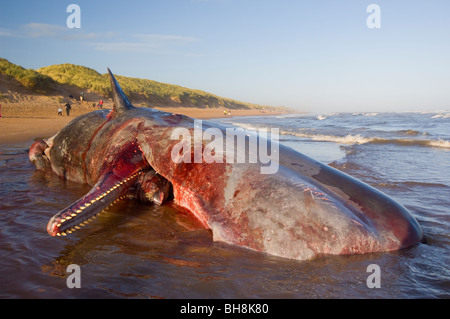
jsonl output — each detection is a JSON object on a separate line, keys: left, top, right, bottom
{"left": 57, "top": 107, "right": 63, "bottom": 116}
{"left": 64, "top": 102, "right": 72, "bottom": 116}
{"left": 0, "top": 104, "right": 2, "bottom": 118}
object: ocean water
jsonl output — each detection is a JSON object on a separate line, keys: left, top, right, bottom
{"left": 0, "top": 112, "right": 449, "bottom": 299}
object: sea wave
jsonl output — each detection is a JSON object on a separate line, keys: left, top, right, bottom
{"left": 220, "top": 119, "right": 450, "bottom": 150}
{"left": 371, "top": 137, "right": 450, "bottom": 149}
{"left": 279, "top": 131, "right": 450, "bottom": 149}
{"left": 283, "top": 132, "right": 373, "bottom": 145}
{"left": 351, "top": 112, "right": 379, "bottom": 117}
{"left": 371, "top": 180, "right": 449, "bottom": 191}
{"left": 227, "top": 122, "right": 269, "bottom": 132}
{"left": 397, "top": 129, "right": 426, "bottom": 136}
{"left": 428, "top": 139, "right": 450, "bottom": 149}
{"left": 431, "top": 113, "right": 450, "bottom": 119}
{"left": 275, "top": 113, "right": 306, "bottom": 119}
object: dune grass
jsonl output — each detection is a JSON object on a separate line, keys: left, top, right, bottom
{"left": 37, "top": 63, "right": 264, "bottom": 109}
{"left": 1, "top": 58, "right": 286, "bottom": 114}
{"left": 0, "top": 58, "right": 55, "bottom": 93}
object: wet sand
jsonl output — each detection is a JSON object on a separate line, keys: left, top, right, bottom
{"left": 0, "top": 107, "right": 292, "bottom": 145}
{"left": 0, "top": 117, "right": 72, "bottom": 145}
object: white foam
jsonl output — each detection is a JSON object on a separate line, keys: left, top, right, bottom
{"left": 428, "top": 139, "right": 450, "bottom": 149}
{"left": 431, "top": 113, "right": 450, "bottom": 119}
{"left": 282, "top": 131, "right": 373, "bottom": 145}
{"left": 310, "top": 134, "right": 373, "bottom": 145}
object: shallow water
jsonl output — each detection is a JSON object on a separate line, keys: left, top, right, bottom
{"left": 0, "top": 112, "right": 449, "bottom": 298}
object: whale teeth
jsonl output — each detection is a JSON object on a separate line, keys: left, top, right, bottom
{"left": 54, "top": 171, "right": 147, "bottom": 238}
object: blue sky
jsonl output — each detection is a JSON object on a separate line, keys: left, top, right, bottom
{"left": 1, "top": 0, "right": 449, "bottom": 112}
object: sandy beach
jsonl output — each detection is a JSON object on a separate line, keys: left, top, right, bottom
{"left": 0, "top": 71, "right": 295, "bottom": 145}
{"left": 0, "top": 107, "right": 291, "bottom": 145}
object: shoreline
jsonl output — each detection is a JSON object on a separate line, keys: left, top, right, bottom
{"left": 0, "top": 107, "right": 297, "bottom": 145}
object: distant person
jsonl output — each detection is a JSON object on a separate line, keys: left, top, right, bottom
{"left": 98, "top": 99, "right": 103, "bottom": 109}
{"left": 65, "top": 102, "right": 72, "bottom": 116}
{"left": 57, "top": 108, "right": 63, "bottom": 116}
{"left": 224, "top": 110, "right": 227, "bottom": 116}
{"left": 92, "top": 102, "right": 96, "bottom": 108}
{"left": 0, "top": 104, "right": 2, "bottom": 118}
{"left": 80, "top": 92, "right": 85, "bottom": 101}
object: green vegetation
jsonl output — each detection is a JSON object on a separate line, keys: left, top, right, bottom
{"left": 114, "top": 74, "right": 257, "bottom": 109}
{"left": 0, "top": 58, "right": 54, "bottom": 92}
{"left": 1, "top": 58, "right": 277, "bottom": 110}
{"left": 37, "top": 64, "right": 110, "bottom": 96}
{"left": 38, "top": 63, "right": 259, "bottom": 109}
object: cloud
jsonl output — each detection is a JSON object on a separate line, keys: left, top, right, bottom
{"left": 0, "top": 23, "right": 105, "bottom": 41}
{"left": 24, "top": 23, "right": 104, "bottom": 40}
{"left": 21, "top": 23, "right": 66, "bottom": 38}
{"left": 90, "top": 33, "right": 201, "bottom": 55}
{"left": 190, "top": 0, "right": 228, "bottom": 2}
{"left": 132, "top": 34, "right": 199, "bottom": 45}
{"left": 0, "top": 28, "right": 16, "bottom": 37}
{"left": 89, "top": 42, "right": 156, "bottom": 53}
{"left": 0, "top": 23, "right": 201, "bottom": 56}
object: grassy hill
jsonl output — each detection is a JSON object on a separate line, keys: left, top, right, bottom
{"left": 0, "top": 58, "right": 289, "bottom": 118}
{"left": 36, "top": 63, "right": 265, "bottom": 110}
{"left": 0, "top": 58, "right": 55, "bottom": 93}
{"left": 37, "top": 64, "right": 110, "bottom": 97}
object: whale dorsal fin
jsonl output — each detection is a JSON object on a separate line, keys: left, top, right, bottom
{"left": 107, "top": 68, "right": 134, "bottom": 115}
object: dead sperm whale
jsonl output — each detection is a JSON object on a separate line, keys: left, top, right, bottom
{"left": 29, "top": 69, "right": 423, "bottom": 260}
